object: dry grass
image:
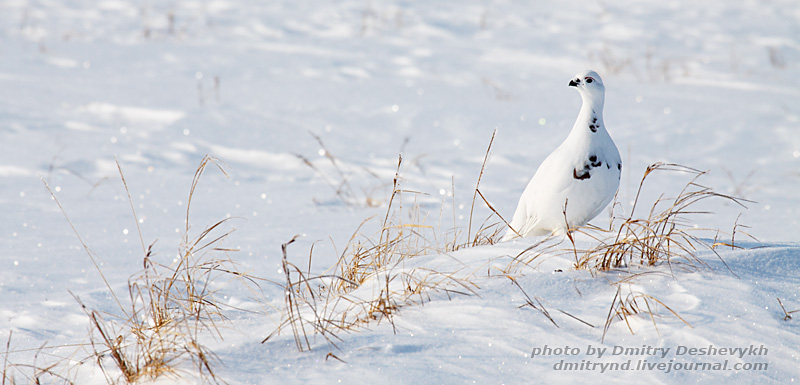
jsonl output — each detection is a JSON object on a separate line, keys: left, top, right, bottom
{"left": 571, "top": 163, "right": 751, "bottom": 273}
{"left": 296, "top": 129, "right": 506, "bottom": 245}
{"left": 496, "top": 236, "right": 564, "bottom": 277}
{"left": 507, "top": 276, "right": 559, "bottom": 328}
{"left": 263, "top": 231, "right": 476, "bottom": 355}
{"left": 777, "top": 298, "right": 799, "bottom": 321}
{"left": 601, "top": 284, "right": 690, "bottom": 342}
{"left": 1, "top": 332, "right": 77, "bottom": 385}
{"left": 295, "top": 132, "right": 387, "bottom": 207}
{"left": 41, "top": 155, "right": 259, "bottom": 384}
{"left": 459, "top": 129, "right": 507, "bottom": 250}
{"left": 264, "top": 153, "right": 491, "bottom": 354}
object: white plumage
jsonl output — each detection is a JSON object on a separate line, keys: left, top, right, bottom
{"left": 502, "top": 70, "right": 621, "bottom": 241}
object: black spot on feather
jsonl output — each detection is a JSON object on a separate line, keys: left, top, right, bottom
{"left": 573, "top": 167, "right": 591, "bottom": 180}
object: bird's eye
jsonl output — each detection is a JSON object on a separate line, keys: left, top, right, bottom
{"left": 585, "top": 77, "right": 593, "bottom": 84}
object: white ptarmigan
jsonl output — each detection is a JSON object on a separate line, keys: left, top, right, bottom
{"left": 502, "top": 70, "right": 621, "bottom": 241}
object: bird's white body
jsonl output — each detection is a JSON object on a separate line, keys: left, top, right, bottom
{"left": 502, "top": 70, "right": 621, "bottom": 240}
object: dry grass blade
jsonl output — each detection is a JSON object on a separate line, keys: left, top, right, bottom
{"left": 42, "top": 178, "right": 128, "bottom": 317}
{"left": 184, "top": 156, "right": 230, "bottom": 244}
{"left": 2, "top": 332, "right": 10, "bottom": 385}
{"left": 116, "top": 157, "right": 147, "bottom": 257}
{"left": 556, "top": 309, "right": 595, "bottom": 328}
{"left": 277, "top": 236, "right": 312, "bottom": 351}
{"left": 467, "top": 129, "right": 496, "bottom": 243}
{"left": 508, "top": 276, "right": 558, "bottom": 328}
{"left": 777, "top": 298, "right": 799, "bottom": 321}
{"left": 325, "top": 352, "right": 346, "bottom": 363}
{"left": 602, "top": 286, "right": 627, "bottom": 342}
{"left": 443, "top": 130, "right": 507, "bottom": 251}
{"left": 712, "top": 213, "right": 757, "bottom": 250}
{"left": 476, "top": 189, "right": 513, "bottom": 240}
{"left": 310, "top": 132, "right": 355, "bottom": 200}
{"left": 499, "top": 236, "right": 563, "bottom": 276}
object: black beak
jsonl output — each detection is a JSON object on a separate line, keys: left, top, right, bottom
{"left": 568, "top": 79, "right": 578, "bottom": 87}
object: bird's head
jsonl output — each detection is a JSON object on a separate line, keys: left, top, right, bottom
{"left": 568, "top": 70, "right": 605, "bottom": 102}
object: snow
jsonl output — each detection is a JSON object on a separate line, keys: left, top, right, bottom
{"left": 1, "top": 0, "right": 799, "bottom": 383}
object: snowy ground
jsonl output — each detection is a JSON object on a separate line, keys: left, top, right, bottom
{"left": 1, "top": 0, "right": 799, "bottom": 383}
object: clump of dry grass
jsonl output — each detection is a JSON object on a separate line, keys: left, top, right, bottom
{"left": 44, "top": 155, "right": 258, "bottom": 384}
{"left": 332, "top": 157, "right": 436, "bottom": 288}
{"left": 600, "top": 281, "right": 690, "bottom": 342}
{"left": 264, "top": 154, "right": 484, "bottom": 354}
{"left": 573, "top": 162, "right": 751, "bottom": 273}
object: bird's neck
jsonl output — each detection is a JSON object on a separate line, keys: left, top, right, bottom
{"left": 569, "top": 96, "right": 605, "bottom": 136}
{"left": 562, "top": 95, "right": 607, "bottom": 150}
{"left": 578, "top": 94, "right": 604, "bottom": 123}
